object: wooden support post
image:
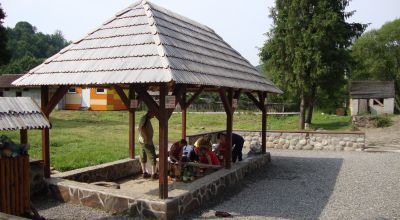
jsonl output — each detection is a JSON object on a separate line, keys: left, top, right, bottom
{"left": 219, "top": 88, "right": 233, "bottom": 169}
{"left": 128, "top": 85, "right": 136, "bottom": 159}
{"left": 20, "top": 129, "right": 27, "bottom": 145}
{"left": 158, "top": 84, "right": 168, "bottom": 199}
{"left": 260, "top": 92, "right": 267, "bottom": 154}
{"left": 41, "top": 86, "right": 50, "bottom": 178}
{"left": 181, "top": 90, "right": 187, "bottom": 139}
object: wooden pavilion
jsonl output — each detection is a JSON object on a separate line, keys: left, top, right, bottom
{"left": 12, "top": 0, "right": 282, "bottom": 199}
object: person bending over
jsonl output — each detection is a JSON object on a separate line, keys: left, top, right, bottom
{"left": 138, "top": 111, "right": 158, "bottom": 179}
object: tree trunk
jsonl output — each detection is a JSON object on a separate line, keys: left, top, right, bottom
{"left": 299, "top": 90, "right": 306, "bottom": 129}
{"left": 306, "top": 85, "right": 316, "bottom": 124}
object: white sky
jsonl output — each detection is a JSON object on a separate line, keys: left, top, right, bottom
{"left": 1, "top": 0, "right": 399, "bottom": 65}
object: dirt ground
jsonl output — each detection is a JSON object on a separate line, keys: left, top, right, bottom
{"left": 362, "top": 115, "right": 400, "bottom": 152}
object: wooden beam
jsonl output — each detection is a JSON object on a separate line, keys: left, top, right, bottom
{"left": 113, "top": 85, "right": 130, "bottom": 108}
{"left": 219, "top": 88, "right": 233, "bottom": 169}
{"left": 128, "top": 85, "right": 136, "bottom": 159}
{"left": 260, "top": 92, "right": 267, "bottom": 154}
{"left": 246, "top": 92, "right": 264, "bottom": 111}
{"left": 158, "top": 83, "right": 168, "bottom": 199}
{"left": 41, "top": 86, "right": 50, "bottom": 178}
{"left": 219, "top": 88, "right": 233, "bottom": 115}
{"left": 134, "top": 85, "right": 160, "bottom": 119}
{"left": 186, "top": 87, "right": 204, "bottom": 108}
{"left": 181, "top": 87, "right": 187, "bottom": 139}
{"left": 44, "top": 86, "right": 70, "bottom": 116}
{"left": 20, "top": 129, "right": 27, "bottom": 145}
{"left": 167, "top": 84, "right": 185, "bottom": 119}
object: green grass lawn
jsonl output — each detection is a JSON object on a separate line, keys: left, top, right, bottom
{"left": 1, "top": 110, "right": 351, "bottom": 171}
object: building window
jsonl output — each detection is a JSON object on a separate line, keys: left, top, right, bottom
{"left": 16, "top": 91, "right": 22, "bottom": 97}
{"left": 68, "top": 87, "right": 77, "bottom": 94}
{"left": 96, "top": 88, "right": 106, "bottom": 94}
{"left": 0, "top": 91, "right": 3, "bottom": 97}
{"left": 373, "top": 99, "right": 384, "bottom": 106}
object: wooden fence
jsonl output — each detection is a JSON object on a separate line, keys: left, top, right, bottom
{"left": 0, "top": 155, "right": 30, "bottom": 216}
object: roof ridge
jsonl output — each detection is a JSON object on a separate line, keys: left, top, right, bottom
{"left": 141, "top": 0, "right": 173, "bottom": 82}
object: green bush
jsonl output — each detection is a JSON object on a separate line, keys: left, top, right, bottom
{"left": 374, "top": 116, "right": 392, "bottom": 128}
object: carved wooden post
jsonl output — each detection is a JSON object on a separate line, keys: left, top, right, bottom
{"left": 181, "top": 91, "right": 187, "bottom": 139}
{"left": 128, "top": 85, "right": 136, "bottom": 159}
{"left": 20, "top": 129, "right": 28, "bottom": 145}
{"left": 158, "top": 84, "right": 168, "bottom": 199}
{"left": 41, "top": 86, "right": 50, "bottom": 178}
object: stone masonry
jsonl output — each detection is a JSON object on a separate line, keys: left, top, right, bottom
{"left": 47, "top": 154, "right": 270, "bottom": 219}
{"left": 237, "top": 131, "right": 366, "bottom": 152}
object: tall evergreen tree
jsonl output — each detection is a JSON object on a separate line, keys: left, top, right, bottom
{"left": 0, "top": 3, "right": 10, "bottom": 68}
{"left": 260, "top": 0, "right": 365, "bottom": 128}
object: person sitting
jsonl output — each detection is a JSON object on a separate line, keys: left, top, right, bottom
{"left": 169, "top": 139, "right": 186, "bottom": 163}
{"left": 195, "top": 146, "right": 220, "bottom": 166}
{"left": 194, "top": 135, "right": 212, "bottom": 151}
{"left": 217, "top": 132, "right": 245, "bottom": 163}
{"left": 182, "top": 141, "right": 198, "bottom": 162}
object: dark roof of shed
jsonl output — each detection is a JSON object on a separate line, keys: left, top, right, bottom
{"left": 12, "top": 0, "right": 282, "bottom": 94}
{"left": 0, "top": 74, "right": 25, "bottom": 88}
{"left": 350, "top": 81, "right": 395, "bottom": 99}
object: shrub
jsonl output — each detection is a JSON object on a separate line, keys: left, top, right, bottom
{"left": 373, "top": 116, "right": 392, "bottom": 128}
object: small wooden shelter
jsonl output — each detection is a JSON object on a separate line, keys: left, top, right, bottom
{"left": 0, "top": 97, "right": 50, "bottom": 216}
{"left": 350, "top": 81, "right": 395, "bottom": 115}
{"left": 12, "top": 0, "right": 282, "bottom": 199}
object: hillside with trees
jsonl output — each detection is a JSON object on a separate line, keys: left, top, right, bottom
{"left": 0, "top": 9, "right": 70, "bottom": 75}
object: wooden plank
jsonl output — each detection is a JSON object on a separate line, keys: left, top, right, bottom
{"left": 14, "top": 158, "right": 20, "bottom": 215}
{"left": 158, "top": 83, "right": 168, "bottom": 199}
{"left": 41, "top": 86, "right": 51, "bottom": 178}
{"left": 5, "top": 159, "right": 10, "bottom": 214}
{"left": 18, "top": 157, "right": 25, "bottom": 215}
{"left": 10, "top": 159, "right": 15, "bottom": 215}
{"left": 0, "top": 159, "right": 6, "bottom": 213}
{"left": 22, "top": 156, "right": 30, "bottom": 211}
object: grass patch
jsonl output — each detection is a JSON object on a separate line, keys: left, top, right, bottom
{"left": 0, "top": 110, "right": 351, "bottom": 171}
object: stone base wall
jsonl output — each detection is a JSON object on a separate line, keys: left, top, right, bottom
{"left": 30, "top": 159, "right": 46, "bottom": 196}
{"left": 47, "top": 154, "right": 270, "bottom": 220}
{"left": 237, "top": 131, "right": 366, "bottom": 151}
{"left": 53, "top": 158, "right": 142, "bottom": 183}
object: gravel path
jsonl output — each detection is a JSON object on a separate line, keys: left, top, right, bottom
{"left": 363, "top": 115, "right": 400, "bottom": 151}
{"left": 33, "top": 150, "right": 400, "bottom": 220}
{"left": 186, "top": 150, "right": 400, "bottom": 220}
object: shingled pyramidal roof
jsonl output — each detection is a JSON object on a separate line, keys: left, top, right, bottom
{"left": 13, "top": 0, "right": 282, "bottom": 93}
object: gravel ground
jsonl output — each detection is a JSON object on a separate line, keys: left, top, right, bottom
{"left": 34, "top": 150, "right": 400, "bottom": 220}
{"left": 185, "top": 150, "right": 400, "bottom": 220}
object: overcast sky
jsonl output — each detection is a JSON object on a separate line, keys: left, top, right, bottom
{"left": 1, "top": 0, "right": 399, "bottom": 65}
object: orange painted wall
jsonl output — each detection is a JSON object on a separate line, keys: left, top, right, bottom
{"left": 89, "top": 88, "right": 108, "bottom": 111}
{"left": 65, "top": 87, "right": 82, "bottom": 110}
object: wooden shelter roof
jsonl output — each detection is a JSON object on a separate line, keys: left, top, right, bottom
{"left": 12, "top": 0, "right": 282, "bottom": 93}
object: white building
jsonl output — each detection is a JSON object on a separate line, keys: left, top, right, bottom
{"left": 350, "top": 81, "right": 395, "bottom": 116}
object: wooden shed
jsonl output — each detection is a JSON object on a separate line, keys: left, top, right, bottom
{"left": 350, "top": 81, "right": 395, "bottom": 115}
